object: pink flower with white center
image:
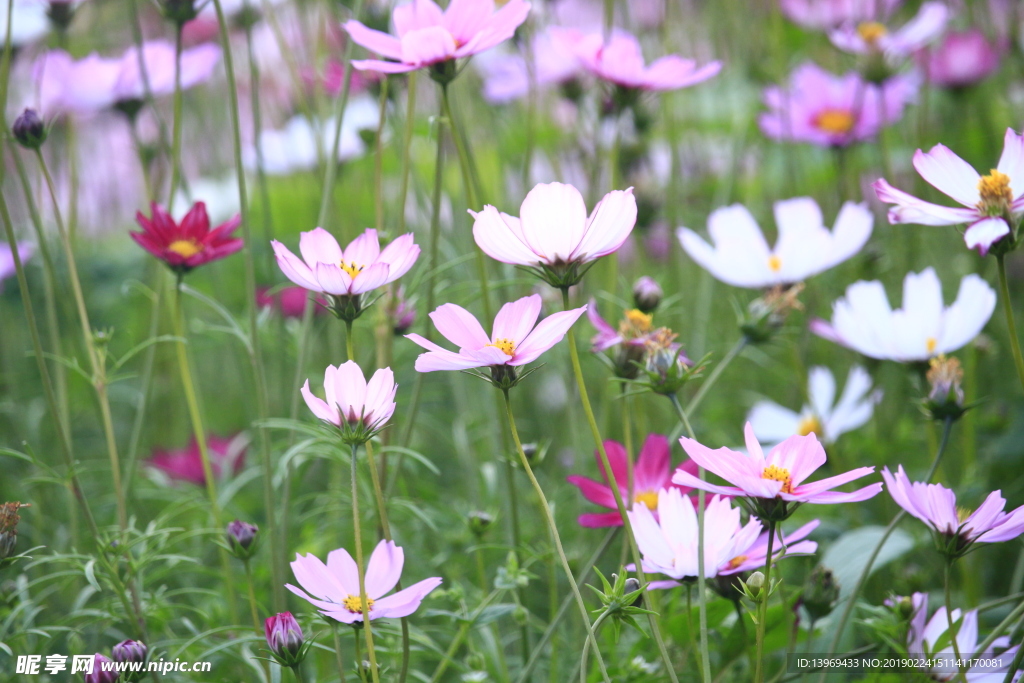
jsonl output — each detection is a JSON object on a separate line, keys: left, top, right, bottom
{"left": 343, "top": 0, "right": 531, "bottom": 78}
{"left": 477, "top": 26, "right": 585, "bottom": 103}
{"left": 471, "top": 182, "right": 637, "bottom": 288}
{"left": 882, "top": 466, "right": 1024, "bottom": 558}
{"left": 873, "top": 129, "right": 1024, "bottom": 255}
{"left": 286, "top": 540, "right": 442, "bottom": 624}
{"left": 673, "top": 423, "right": 882, "bottom": 521}
{"left": 677, "top": 197, "right": 873, "bottom": 288}
{"left": 301, "top": 361, "right": 397, "bottom": 444}
{"left": 627, "top": 489, "right": 819, "bottom": 586}
{"left": 759, "top": 62, "right": 917, "bottom": 148}
{"left": 780, "top": 0, "right": 900, "bottom": 30}
{"left": 921, "top": 29, "right": 1002, "bottom": 89}
{"left": 810, "top": 268, "right": 996, "bottom": 362}
{"left": 829, "top": 2, "right": 948, "bottom": 58}
{"left": 572, "top": 29, "right": 721, "bottom": 91}
{"left": 272, "top": 228, "right": 419, "bottom": 320}
{"left": 567, "top": 434, "right": 699, "bottom": 528}
{"left": 406, "top": 294, "right": 586, "bottom": 382}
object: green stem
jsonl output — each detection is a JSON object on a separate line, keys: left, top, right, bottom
{"left": 997, "top": 254, "right": 1024, "bottom": 394}
{"left": 244, "top": 15, "right": 275, "bottom": 275}
{"left": 345, "top": 318, "right": 355, "bottom": 362}
{"left": 396, "top": 72, "right": 417, "bottom": 234}
{"left": 427, "top": 589, "right": 502, "bottom": 683}
{"left": 975, "top": 599, "right": 1024, "bottom": 662}
{"left": 560, "top": 288, "right": 681, "bottom": 683}
{"left": 332, "top": 622, "right": 349, "bottom": 683}
{"left": 244, "top": 561, "right": 262, "bottom": 635}
{"left": 424, "top": 93, "right": 446, "bottom": 339}
{"left": 755, "top": 520, "right": 778, "bottom": 683}
{"left": 373, "top": 77, "right": 388, "bottom": 232}
{"left": 354, "top": 633, "right": 368, "bottom": 683}
{"left": 669, "top": 336, "right": 749, "bottom": 441}
{"left": 945, "top": 561, "right": 967, "bottom": 683}
{"left": 350, "top": 443, "right": 381, "bottom": 683}
{"left": 1003, "top": 641, "right": 1024, "bottom": 683}
{"left": 579, "top": 611, "right": 612, "bottom": 683}
{"left": 501, "top": 388, "right": 611, "bottom": 683}
{"left": 168, "top": 25, "right": 184, "bottom": 204}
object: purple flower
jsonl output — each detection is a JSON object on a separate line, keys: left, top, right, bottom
{"left": 829, "top": 2, "right": 948, "bottom": 58}
{"left": 478, "top": 26, "right": 584, "bottom": 103}
{"left": 921, "top": 29, "right": 1002, "bottom": 89}
{"left": 82, "top": 654, "right": 118, "bottom": 683}
{"left": 265, "top": 612, "right": 306, "bottom": 668}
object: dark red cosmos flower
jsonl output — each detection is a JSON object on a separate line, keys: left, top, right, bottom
{"left": 131, "top": 201, "right": 243, "bottom": 273}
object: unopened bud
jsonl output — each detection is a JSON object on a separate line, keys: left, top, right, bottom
{"left": 12, "top": 109, "right": 46, "bottom": 150}
{"left": 747, "top": 571, "right": 765, "bottom": 592}
{"left": 467, "top": 511, "right": 494, "bottom": 537}
{"left": 265, "top": 612, "right": 306, "bottom": 668}
{"left": 112, "top": 640, "right": 148, "bottom": 682}
{"left": 83, "top": 655, "right": 118, "bottom": 683}
{"left": 624, "top": 577, "right": 643, "bottom": 607}
{"left": 925, "top": 354, "right": 966, "bottom": 421}
{"left": 159, "top": 0, "right": 199, "bottom": 25}
{"left": 632, "top": 276, "right": 662, "bottom": 313}
{"left": 802, "top": 567, "right": 839, "bottom": 621}
{"left": 226, "top": 520, "right": 259, "bottom": 560}
{"left": 0, "top": 502, "right": 28, "bottom": 561}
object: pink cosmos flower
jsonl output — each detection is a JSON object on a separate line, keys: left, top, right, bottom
{"left": 343, "top": 0, "right": 531, "bottom": 75}
{"left": 567, "top": 434, "right": 699, "bottom": 528}
{"left": 586, "top": 301, "right": 654, "bottom": 352}
{"left": 882, "top": 466, "right": 1024, "bottom": 556}
{"left": 477, "top": 26, "right": 584, "bottom": 103}
{"left": 780, "top": 0, "right": 900, "bottom": 30}
{"left": 628, "top": 489, "right": 819, "bottom": 586}
{"left": 301, "top": 361, "right": 397, "bottom": 439}
{"left": 921, "top": 29, "right": 1002, "bottom": 89}
{"left": 873, "top": 129, "right": 1024, "bottom": 254}
{"left": 673, "top": 423, "right": 882, "bottom": 519}
{"left": 148, "top": 435, "right": 245, "bottom": 486}
{"left": 132, "top": 202, "right": 243, "bottom": 273}
{"left": 829, "top": 2, "right": 948, "bottom": 58}
{"left": 256, "top": 286, "right": 327, "bottom": 319}
{"left": 0, "top": 242, "right": 34, "bottom": 288}
{"left": 272, "top": 228, "right": 419, "bottom": 299}
{"left": 406, "top": 294, "right": 586, "bottom": 372}
{"left": 759, "top": 62, "right": 916, "bottom": 148}
{"left": 286, "top": 539, "right": 442, "bottom": 624}
{"left": 573, "top": 29, "right": 720, "bottom": 91}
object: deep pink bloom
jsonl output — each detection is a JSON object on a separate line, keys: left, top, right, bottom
{"left": 301, "top": 361, "right": 397, "bottom": 436}
{"left": 147, "top": 435, "right": 245, "bottom": 486}
{"left": 343, "top": 0, "right": 531, "bottom": 74}
{"left": 567, "top": 434, "right": 699, "bottom": 527}
{"left": 759, "top": 62, "right": 916, "bottom": 148}
{"left": 873, "top": 129, "right": 1024, "bottom": 254}
{"left": 132, "top": 202, "right": 242, "bottom": 273}
{"left": 573, "top": 30, "right": 720, "bottom": 91}
{"left": 256, "top": 286, "right": 326, "bottom": 318}
{"left": 921, "top": 29, "right": 1001, "bottom": 88}
{"left": 673, "top": 423, "right": 882, "bottom": 511}
{"left": 829, "top": 2, "right": 948, "bottom": 58}
{"left": 286, "top": 539, "right": 442, "bottom": 624}
{"left": 83, "top": 654, "right": 117, "bottom": 683}
{"left": 780, "top": 0, "right": 900, "bottom": 30}
{"left": 405, "top": 294, "right": 586, "bottom": 372}
{"left": 265, "top": 612, "right": 305, "bottom": 667}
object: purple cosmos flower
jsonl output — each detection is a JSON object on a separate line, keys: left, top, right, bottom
{"left": 573, "top": 29, "right": 721, "bottom": 91}
{"left": 478, "top": 26, "right": 584, "bottom": 103}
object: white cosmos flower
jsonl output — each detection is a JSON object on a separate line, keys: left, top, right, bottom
{"left": 811, "top": 267, "right": 996, "bottom": 362}
{"left": 748, "top": 366, "right": 881, "bottom": 446}
{"left": 677, "top": 197, "right": 872, "bottom": 288}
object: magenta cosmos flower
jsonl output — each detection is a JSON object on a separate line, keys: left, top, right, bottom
{"left": 882, "top": 466, "right": 1024, "bottom": 558}
{"left": 147, "top": 435, "right": 245, "bottom": 486}
{"left": 760, "top": 62, "right": 916, "bottom": 148}
{"left": 673, "top": 423, "right": 882, "bottom": 521}
{"left": 471, "top": 182, "right": 637, "bottom": 288}
{"left": 286, "top": 539, "right": 442, "bottom": 624}
{"left": 573, "top": 29, "right": 720, "bottom": 91}
{"left": 302, "top": 361, "right": 396, "bottom": 444}
{"left": 873, "top": 129, "right": 1024, "bottom": 255}
{"left": 921, "top": 29, "right": 1002, "bottom": 89}
{"left": 343, "top": 0, "right": 530, "bottom": 78}
{"left": 132, "top": 202, "right": 242, "bottom": 274}
{"left": 567, "top": 434, "right": 699, "bottom": 528}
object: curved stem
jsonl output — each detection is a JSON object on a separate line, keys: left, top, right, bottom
{"left": 168, "top": 25, "right": 184, "bottom": 204}
{"left": 579, "top": 611, "right": 612, "bottom": 683}
{"left": 350, "top": 443, "right": 380, "bottom": 683}
{"left": 945, "top": 561, "right": 967, "bottom": 683}
{"left": 427, "top": 589, "right": 502, "bottom": 683}
{"left": 997, "top": 254, "right": 1024, "bottom": 394}
{"left": 755, "top": 520, "right": 778, "bottom": 683}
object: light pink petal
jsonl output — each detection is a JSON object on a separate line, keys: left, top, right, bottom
{"left": 364, "top": 540, "right": 404, "bottom": 598}
{"left": 342, "top": 228, "right": 382, "bottom": 266}
{"left": 470, "top": 206, "right": 539, "bottom": 266}
{"left": 405, "top": 333, "right": 483, "bottom": 372}
{"left": 301, "top": 379, "right": 340, "bottom": 425}
{"left": 315, "top": 262, "right": 354, "bottom": 295}
{"left": 964, "top": 217, "right": 1011, "bottom": 255}
{"left": 377, "top": 233, "right": 420, "bottom": 280}
{"left": 428, "top": 303, "right": 491, "bottom": 349}
{"left": 996, "top": 129, "right": 1024, "bottom": 198}
{"left": 670, "top": 469, "right": 747, "bottom": 498}
{"left": 400, "top": 26, "right": 458, "bottom": 66}
{"left": 913, "top": 144, "right": 981, "bottom": 207}
{"left": 492, "top": 294, "right": 542, "bottom": 345}
{"left": 364, "top": 367, "right": 397, "bottom": 425}
{"left": 571, "top": 188, "right": 638, "bottom": 262}
{"left": 441, "top": 0, "right": 492, "bottom": 44}
{"left": 872, "top": 179, "right": 977, "bottom": 226}
{"left": 792, "top": 466, "right": 877, "bottom": 497}
{"left": 349, "top": 262, "right": 392, "bottom": 295}
{"left": 344, "top": 20, "right": 404, "bottom": 60}
{"left": 453, "top": 0, "right": 530, "bottom": 57}
{"left": 518, "top": 182, "right": 588, "bottom": 263}
{"left": 793, "top": 482, "right": 884, "bottom": 504}
{"left": 273, "top": 240, "right": 321, "bottom": 291}
{"left": 393, "top": 0, "right": 445, "bottom": 36}
{"left": 371, "top": 576, "right": 443, "bottom": 618}
{"left": 510, "top": 306, "right": 586, "bottom": 365}
{"left": 333, "top": 360, "right": 368, "bottom": 422}
{"left": 300, "top": 227, "right": 343, "bottom": 267}
{"left": 351, "top": 59, "right": 420, "bottom": 73}
{"left": 643, "top": 56, "right": 721, "bottom": 90}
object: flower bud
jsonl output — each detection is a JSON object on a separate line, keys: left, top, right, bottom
{"left": 802, "top": 567, "right": 839, "bottom": 621}
{"left": 742, "top": 284, "right": 804, "bottom": 343}
{"left": 0, "top": 502, "right": 27, "bottom": 561}
{"left": 746, "top": 571, "right": 765, "bottom": 592}
{"left": 624, "top": 577, "right": 643, "bottom": 607}
{"left": 632, "top": 276, "right": 662, "bottom": 313}
{"left": 226, "top": 520, "right": 259, "bottom": 560}
{"left": 265, "top": 612, "right": 306, "bottom": 669}
{"left": 521, "top": 443, "right": 544, "bottom": 465}
{"left": 46, "top": 0, "right": 77, "bottom": 31}
{"left": 159, "top": 0, "right": 199, "bottom": 25}
{"left": 924, "top": 355, "right": 967, "bottom": 421}
{"left": 467, "top": 511, "right": 495, "bottom": 538}
{"left": 389, "top": 288, "right": 416, "bottom": 336}
{"left": 12, "top": 109, "right": 46, "bottom": 150}
{"left": 112, "top": 640, "right": 148, "bottom": 682}
{"left": 83, "top": 654, "right": 118, "bottom": 683}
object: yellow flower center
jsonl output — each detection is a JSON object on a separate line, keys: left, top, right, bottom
{"left": 797, "top": 415, "right": 821, "bottom": 437}
{"left": 768, "top": 255, "right": 782, "bottom": 273}
{"left": 926, "top": 337, "right": 938, "bottom": 355}
{"left": 956, "top": 507, "right": 973, "bottom": 525}
{"left": 857, "top": 21, "right": 888, "bottom": 45}
{"left": 761, "top": 465, "right": 793, "bottom": 494}
{"left": 634, "top": 490, "right": 659, "bottom": 510}
{"left": 340, "top": 260, "right": 365, "bottom": 279}
{"left": 487, "top": 338, "right": 516, "bottom": 356}
{"left": 168, "top": 239, "right": 202, "bottom": 258}
{"left": 977, "top": 169, "right": 1013, "bottom": 216}
{"left": 343, "top": 595, "right": 375, "bottom": 614}
{"left": 728, "top": 555, "right": 748, "bottom": 570}
{"left": 619, "top": 309, "right": 654, "bottom": 339}
{"left": 813, "top": 109, "right": 856, "bottom": 135}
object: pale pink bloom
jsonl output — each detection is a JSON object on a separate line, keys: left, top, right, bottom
{"left": 677, "top": 197, "right": 872, "bottom": 288}
{"left": 873, "top": 129, "right": 1024, "bottom": 254}
{"left": 471, "top": 182, "right": 637, "bottom": 267}
{"left": 0, "top": 242, "right": 34, "bottom": 288}
{"left": 343, "top": 0, "right": 531, "bottom": 74}
{"left": 759, "top": 62, "right": 917, "bottom": 148}
{"left": 113, "top": 40, "right": 222, "bottom": 101}
{"left": 921, "top": 29, "right": 1002, "bottom": 88}
{"left": 829, "top": 2, "right": 948, "bottom": 58}
{"left": 780, "top": 0, "right": 900, "bottom": 30}
{"left": 628, "top": 489, "right": 819, "bottom": 585}
{"left": 477, "top": 26, "right": 584, "bottom": 103}
{"left": 301, "top": 361, "right": 397, "bottom": 432}
{"left": 272, "top": 228, "right": 420, "bottom": 298}
{"left": 405, "top": 294, "right": 586, "bottom": 372}
{"left": 673, "top": 423, "right": 882, "bottom": 506}
{"left": 882, "top": 466, "right": 1024, "bottom": 547}
{"left": 573, "top": 30, "right": 721, "bottom": 91}
{"left": 810, "top": 268, "right": 996, "bottom": 362}
{"left": 286, "top": 539, "right": 442, "bottom": 624}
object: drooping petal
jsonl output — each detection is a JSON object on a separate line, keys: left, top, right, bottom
{"left": 873, "top": 179, "right": 978, "bottom": 226}
{"left": 344, "top": 20, "right": 404, "bottom": 60}
{"left": 301, "top": 379, "right": 341, "bottom": 425}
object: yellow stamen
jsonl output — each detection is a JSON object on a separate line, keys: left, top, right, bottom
{"left": 956, "top": 507, "right": 973, "bottom": 525}
{"left": 761, "top": 464, "right": 793, "bottom": 494}
{"left": 768, "top": 255, "right": 782, "bottom": 273}
{"left": 487, "top": 338, "right": 516, "bottom": 356}
{"left": 813, "top": 109, "right": 856, "bottom": 135}
{"left": 634, "top": 490, "right": 659, "bottom": 510}
{"left": 796, "top": 415, "right": 821, "bottom": 437}
{"left": 926, "top": 337, "right": 938, "bottom": 355}
{"left": 619, "top": 309, "right": 654, "bottom": 339}
{"left": 856, "top": 21, "right": 888, "bottom": 45}
{"left": 977, "top": 169, "right": 1013, "bottom": 216}
{"left": 340, "top": 260, "right": 364, "bottom": 279}
{"left": 728, "top": 555, "right": 748, "bottom": 570}
{"left": 343, "top": 595, "right": 375, "bottom": 614}
{"left": 168, "top": 239, "right": 202, "bottom": 258}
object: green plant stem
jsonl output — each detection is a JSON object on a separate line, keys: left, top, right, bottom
{"left": 578, "top": 610, "right": 612, "bottom": 683}
{"left": 560, "top": 288, "right": 681, "bottom": 683}
{"left": 1003, "top": 641, "right": 1024, "bottom": 683}
{"left": 374, "top": 77, "right": 388, "bottom": 232}
{"left": 124, "top": 272, "right": 163, "bottom": 497}
{"left": 427, "top": 588, "right": 502, "bottom": 683}
{"left": 424, "top": 94, "right": 446, "bottom": 339}
{"left": 818, "top": 416, "right": 954, "bottom": 683}
{"left": 244, "top": 561, "right": 262, "bottom": 635}
{"left": 755, "top": 520, "right": 777, "bottom": 683}
{"left": 168, "top": 25, "right": 185, "bottom": 204}
{"left": 997, "top": 254, "right": 1024, "bottom": 394}
{"left": 501, "top": 388, "right": 611, "bottom": 683}
{"left": 354, "top": 634, "right": 368, "bottom": 683}
{"left": 244, "top": 15, "right": 275, "bottom": 274}
{"left": 332, "top": 622, "right": 349, "bottom": 683}
{"left": 945, "top": 561, "right": 967, "bottom": 683}
{"left": 396, "top": 72, "right": 417, "bottom": 234}
{"left": 349, "top": 443, "right": 381, "bottom": 683}
{"left": 345, "top": 318, "right": 355, "bottom": 362}
{"left": 669, "top": 336, "right": 748, "bottom": 441}
{"left": 975, "top": 598, "right": 1024, "bottom": 662}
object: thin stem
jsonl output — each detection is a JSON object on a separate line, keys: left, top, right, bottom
{"left": 373, "top": 77, "right": 389, "bottom": 233}
{"left": 560, "top": 288, "right": 681, "bottom": 683}
{"left": 1003, "top": 640, "right": 1024, "bottom": 683}
{"left": 396, "top": 72, "right": 417, "bottom": 234}
{"left": 427, "top": 589, "right": 502, "bottom": 683}
{"left": 501, "top": 388, "right": 611, "bottom": 683}
{"left": 332, "top": 623, "right": 349, "bottom": 683}
{"left": 350, "top": 443, "right": 381, "bottom": 683}
{"left": 579, "top": 611, "right": 612, "bottom": 683}
{"left": 975, "top": 599, "right": 1024, "bottom": 662}
{"left": 244, "top": 561, "right": 262, "bottom": 635}
{"left": 345, "top": 318, "right": 355, "bottom": 362}
{"left": 245, "top": 15, "right": 275, "bottom": 274}
{"left": 997, "top": 254, "right": 1024, "bottom": 394}
{"left": 354, "top": 634, "right": 368, "bottom": 683}
{"left": 424, "top": 92, "right": 446, "bottom": 340}
{"left": 669, "top": 336, "right": 748, "bottom": 441}
{"left": 755, "top": 520, "right": 778, "bottom": 683}
{"left": 168, "top": 25, "right": 184, "bottom": 204}
{"left": 945, "top": 561, "right": 967, "bottom": 683}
